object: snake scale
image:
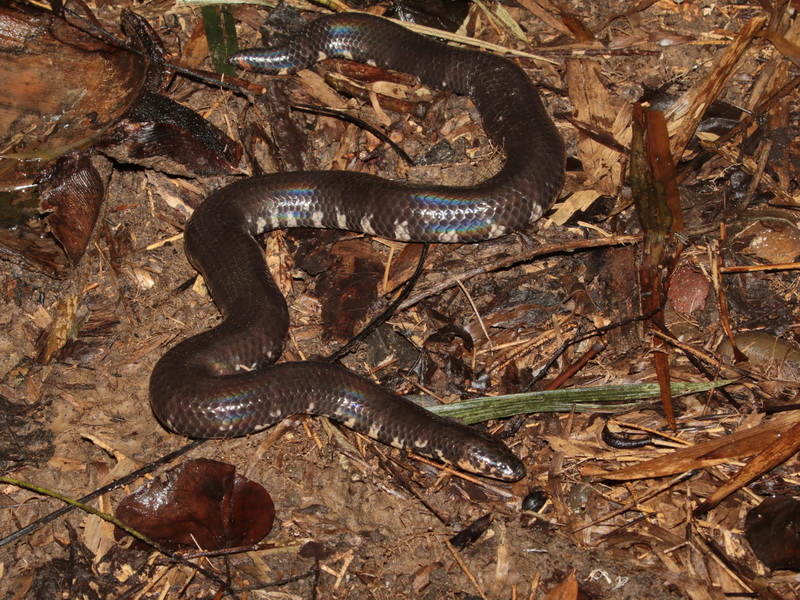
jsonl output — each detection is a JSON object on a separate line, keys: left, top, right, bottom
{"left": 149, "top": 12, "right": 565, "bottom": 481}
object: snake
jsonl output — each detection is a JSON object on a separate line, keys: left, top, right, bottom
{"left": 148, "top": 12, "right": 565, "bottom": 481}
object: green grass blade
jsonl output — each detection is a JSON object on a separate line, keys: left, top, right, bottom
{"left": 429, "top": 380, "right": 736, "bottom": 425}
{"left": 202, "top": 5, "right": 239, "bottom": 77}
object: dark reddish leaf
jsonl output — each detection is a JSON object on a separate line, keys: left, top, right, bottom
{"left": 316, "top": 239, "right": 383, "bottom": 341}
{"left": 667, "top": 264, "right": 710, "bottom": 315}
{"left": 745, "top": 497, "right": 800, "bottom": 571}
{"left": 115, "top": 458, "right": 274, "bottom": 551}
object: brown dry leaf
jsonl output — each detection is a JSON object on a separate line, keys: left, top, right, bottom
{"left": 182, "top": 17, "right": 211, "bottom": 70}
{"left": 665, "top": 16, "right": 767, "bottom": 158}
{"left": 38, "top": 152, "right": 108, "bottom": 266}
{"left": 411, "top": 562, "right": 443, "bottom": 594}
{"left": 38, "top": 294, "right": 80, "bottom": 365}
{"left": 0, "top": 3, "right": 149, "bottom": 158}
{"left": 515, "top": 0, "right": 574, "bottom": 38}
{"left": 543, "top": 569, "right": 579, "bottom": 600}
{"left": 296, "top": 70, "right": 351, "bottom": 110}
{"left": 385, "top": 242, "right": 425, "bottom": 292}
{"left": 590, "top": 410, "right": 800, "bottom": 481}
{"left": 489, "top": 521, "right": 511, "bottom": 597}
{"left": 694, "top": 418, "right": 800, "bottom": 514}
{"left": 549, "top": 189, "right": 602, "bottom": 225}
{"left": 743, "top": 220, "right": 800, "bottom": 264}
{"left": 560, "top": 13, "right": 595, "bottom": 43}
{"left": 565, "top": 59, "right": 627, "bottom": 197}
{"left": 543, "top": 435, "right": 596, "bottom": 459}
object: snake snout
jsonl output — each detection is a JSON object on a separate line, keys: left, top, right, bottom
{"left": 458, "top": 440, "right": 526, "bottom": 482}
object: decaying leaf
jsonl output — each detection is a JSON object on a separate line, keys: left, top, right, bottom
{"left": 745, "top": 496, "right": 800, "bottom": 571}
{"left": 0, "top": 2, "right": 242, "bottom": 275}
{"left": 38, "top": 152, "right": 108, "bottom": 266}
{"left": 449, "top": 513, "right": 493, "bottom": 550}
{"left": 543, "top": 569, "right": 579, "bottom": 600}
{"left": 115, "top": 458, "right": 274, "bottom": 551}
{"left": 98, "top": 92, "right": 244, "bottom": 177}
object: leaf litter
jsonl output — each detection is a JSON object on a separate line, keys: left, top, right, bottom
{"left": 1, "top": 0, "right": 799, "bottom": 598}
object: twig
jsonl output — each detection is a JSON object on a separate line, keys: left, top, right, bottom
{"left": 445, "top": 539, "right": 488, "bottom": 600}
{"left": 719, "top": 261, "right": 800, "bottom": 274}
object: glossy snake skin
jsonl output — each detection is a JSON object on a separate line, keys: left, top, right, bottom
{"left": 149, "top": 13, "right": 565, "bottom": 480}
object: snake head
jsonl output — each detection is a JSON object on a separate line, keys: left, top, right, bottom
{"left": 457, "top": 440, "right": 526, "bottom": 482}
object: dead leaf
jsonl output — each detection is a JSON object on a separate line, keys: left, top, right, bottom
{"left": 544, "top": 569, "right": 579, "bottom": 600}
{"left": 745, "top": 496, "right": 800, "bottom": 571}
{"left": 665, "top": 16, "right": 767, "bottom": 158}
{"left": 449, "top": 513, "right": 493, "bottom": 550}
{"left": 694, "top": 418, "right": 800, "bottom": 515}
{"left": 38, "top": 152, "right": 107, "bottom": 266}
{"left": 591, "top": 410, "right": 800, "bottom": 481}
{"left": 566, "top": 59, "right": 626, "bottom": 196}
{"left": 115, "top": 458, "right": 274, "bottom": 551}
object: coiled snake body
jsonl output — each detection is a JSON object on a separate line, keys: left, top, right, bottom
{"left": 149, "top": 13, "right": 565, "bottom": 481}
